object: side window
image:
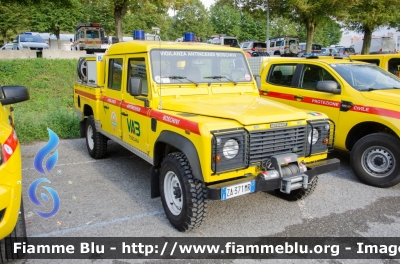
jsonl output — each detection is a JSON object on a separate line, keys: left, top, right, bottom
{"left": 128, "top": 58, "right": 148, "bottom": 96}
{"left": 80, "top": 30, "right": 84, "bottom": 39}
{"left": 270, "top": 42, "right": 275, "bottom": 48}
{"left": 108, "top": 58, "right": 123, "bottom": 91}
{"left": 267, "top": 64, "right": 296, "bottom": 86}
{"left": 300, "top": 65, "right": 323, "bottom": 90}
{"left": 388, "top": 58, "right": 400, "bottom": 76}
{"left": 355, "top": 59, "right": 380, "bottom": 66}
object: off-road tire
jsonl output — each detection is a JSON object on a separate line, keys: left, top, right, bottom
{"left": 0, "top": 198, "right": 27, "bottom": 262}
{"left": 86, "top": 115, "right": 107, "bottom": 159}
{"left": 274, "top": 176, "right": 319, "bottom": 201}
{"left": 160, "top": 152, "right": 207, "bottom": 232}
{"left": 351, "top": 133, "right": 400, "bottom": 188}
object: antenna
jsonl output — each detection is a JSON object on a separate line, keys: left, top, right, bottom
{"left": 153, "top": 27, "right": 162, "bottom": 110}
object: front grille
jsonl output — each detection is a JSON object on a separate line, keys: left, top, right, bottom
{"left": 248, "top": 126, "right": 307, "bottom": 164}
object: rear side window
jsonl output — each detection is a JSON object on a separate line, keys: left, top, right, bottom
{"left": 108, "top": 58, "right": 123, "bottom": 91}
{"left": 254, "top": 42, "right": 266, "bottom": 48}
{"left": 388, "top": 58, "right": 400, "bottom": 76}
{"left": 267, "top": 64, "right": 297, "bottom": 86}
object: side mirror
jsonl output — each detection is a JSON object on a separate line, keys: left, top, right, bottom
{"left": 129, "top": 77, "right": 142, "bottom": 96}
{"left": 0, "top": 86, "right": 30, "bottom": 106}
{"left": 316, "top": 80, "right": 341, "bottom": 94}
{"left": 70, "top": 38, "right": 73, "bottom": 42}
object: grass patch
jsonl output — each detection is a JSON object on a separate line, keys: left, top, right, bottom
{"left": 0, "top": 59, "right": 80, "bottom": 143}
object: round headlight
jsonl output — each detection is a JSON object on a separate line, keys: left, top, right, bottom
{"left": 223, "top": 139, "right": 239, "bottom": 159}
{"left": 308, "top": 129, "right": 319, "bottom": 145}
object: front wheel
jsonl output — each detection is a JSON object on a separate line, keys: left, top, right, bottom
{"left": 0, "top": 198, "right": 27, "bottom": 262}
{"left": 274, "top": 176, "right": 318, "bottom": 201}
{"left": 86, "top": 115, "right": 107, "bottom": 159}
{"left": 351, "top": 133, "right": 400, "bottom": 188}
{"left": 160, "top": 152, "right": 207, "bottom": 232}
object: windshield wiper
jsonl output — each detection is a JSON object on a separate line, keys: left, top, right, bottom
{"left": 161, "top": 76, "right": 198, "bottom": 86}
{"left": 364, "top": 87, "right": 400, "bottom": 91}
{"left": 204, "top": 75, "right": 237, "bottom": 86}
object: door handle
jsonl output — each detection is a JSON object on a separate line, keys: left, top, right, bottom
{"left": 121, "top": 112, "right": 128, "bottom": 116}
{"left": 294, "top": 95, "right": 304, "bottom": 100}
{"left": 103, "top": 105, "right": 109, "bottom": 109}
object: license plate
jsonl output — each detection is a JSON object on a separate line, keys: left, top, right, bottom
{"left": 101, "top": 44, "right": 110, "bottom": 49}
{"left": 221, "top": 180, "right": 256, "bottom": 200}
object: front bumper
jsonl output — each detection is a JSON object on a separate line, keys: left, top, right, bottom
{"left": 207, "top": 158, "right": 340, "bottom": 200}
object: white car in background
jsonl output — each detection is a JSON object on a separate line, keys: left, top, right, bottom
{"left": 12, "top": 33, "right": 50, "bottom": 52}
{"left": 0, "top": 43, "right": 13, "bottom": 50}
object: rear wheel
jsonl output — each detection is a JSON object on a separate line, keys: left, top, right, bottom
{"left": 351, "top": 133, "right": 400, "bottom": 187}
{"left": 86, "top": 115, "right": 107, "bottom": 159}
{"left": 274, "top": 176, "right": 319, "bottom": 201}
{"left": 160, "top": 152, "right": 207, "bottom": 232}
{"left": 0, "top": 198, "right": 27, "bottom": 262}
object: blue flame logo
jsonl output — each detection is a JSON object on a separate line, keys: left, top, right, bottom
{"left": 28, "top": 178, "right": 60, "bottom": 218}
{"left": 30, "top": 128, "right": 60, "bottom": 218}
{"left": 34, "top": 128, "right": 59, "bottom": 174}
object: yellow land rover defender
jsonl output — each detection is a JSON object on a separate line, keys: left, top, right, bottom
{"left": 73, "top": 41, "right": 339, "bottom": 231}
{"left": 0, "top": 85, "right": 29, "bottom": 261}
{"left": 253, "top": 56, "right": 400, "bottom": 188}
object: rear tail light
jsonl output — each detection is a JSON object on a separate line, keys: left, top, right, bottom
{"left": 379, "top": 48, "right": 382, "bottom": 52}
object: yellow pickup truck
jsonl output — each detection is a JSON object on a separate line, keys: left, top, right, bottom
{"left": 252, "top": 56, "right": 400, "bottom": 188}
{"left": 349, "top": 54, "right": 400, "bottom": 77}
{"left": 0, "top": 85, "right": 29, "bottom": 261}
{"left": 73, "top": 41, "right": 339, "bottom": 231}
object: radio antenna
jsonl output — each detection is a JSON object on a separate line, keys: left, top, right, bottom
{"left": 152, "top": 27, "right": 162, "bottom": 110}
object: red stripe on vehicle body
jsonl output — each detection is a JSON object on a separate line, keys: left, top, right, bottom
{"left": 102, "top": 96, "right": 122, "bottom": 107}
{"left": 2, "top": 129, "right": 18, "bottom": 164}
{"left": 261, "top": 90, "right": 400, "bottom": 119}
{"left": 351, "top": 105, "right": 400, "bottom": 119}
{"left": 121, "top": 102, "right": 149, "bottom": 117}
{"left": 150, "top": 110, "right": 201, "bottom": 135}
{"left": 75, "top": 89, "right": 97, "bottom": 100}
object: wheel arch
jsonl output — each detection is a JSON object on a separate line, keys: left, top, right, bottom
{"left": 154, "top": 131, "right": 203, "bottom": 182}
{"left": 345, "top": 121, "right": 397, "bottom": 151}
{"left": 79, "top": 104, "right": 95, "bottom": 138}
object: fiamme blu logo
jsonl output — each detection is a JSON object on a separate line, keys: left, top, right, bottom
{"left": 28, "top": 128, "right": 60, "bottom": 218}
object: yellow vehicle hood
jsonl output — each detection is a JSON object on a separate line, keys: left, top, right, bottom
{"left": 361, "top": 89, "right": 400, "bottom": 106}
{"left": 162, "top": 96, "right": 308, "bottom": 125}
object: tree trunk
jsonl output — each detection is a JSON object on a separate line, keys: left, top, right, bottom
{"left": 2, "top": 31, "right": 7, "bottom": 44}
{"left": 361, "top": 27, "right": 372, "bottom": 55}
{"left": 56, "top": 29, "right": 61, "bottom": 50}
{"left": 305, "top": 20, "right": 316, "bottom": 53}
{"left": 114, "top": 3, "right": 127, "bottom": 42}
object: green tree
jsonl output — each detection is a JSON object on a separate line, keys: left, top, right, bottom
{"left": 30, "top": 1, "right": 80, "bottom": 49}
{"left": 209, "top": 4, "right": 241, "bottom": 37}
{"left": 173, "top": 0, "right": 211, "bottom": 42}
{"left": 80, "top": 1, "right": 115, "bottom": 37}
{"left": 0, "top": 2, "right": 28, "bottom": 44}
{"left": 266, "top": 0, "right": 344, "bottom": 53}
{"left": 343, "top": 0, "right": 400, "bottom": 54}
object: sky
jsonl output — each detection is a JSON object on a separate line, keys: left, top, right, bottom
{"left": 201, "top": 0, "right": 215, "bottom": 9}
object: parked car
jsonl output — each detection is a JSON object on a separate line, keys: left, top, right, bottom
{"left": 335, "top": 46, "right": 358, "bottom": 56}
{"left": 12, "top": 32, "right": 49, "bottom": 52}
{"left": 269, "top": 36, "right": 299, "bottom": 56}
{"left": 0, "top": 43, "right": 13, "bottom": 50}
{"left": 241, "top": 41, "right": 267, "bottom": 53}
{"left": 299, "top": 42, "right": 322, "bottom": 56}
{"left": 210, "top": 35, "right": 240, "bottom": 48}
{"left": 321, "top": 47, "right": 339, "bottom": 56}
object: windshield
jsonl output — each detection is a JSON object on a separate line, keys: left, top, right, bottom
{"left": 150, "top": 49, "right": 252, "bottom": 84}
{"left": 331, "top": 63, "right": 400, "bottom": 91}
{"left": 20, "top": 35, "right": 45, "bottom": 43}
